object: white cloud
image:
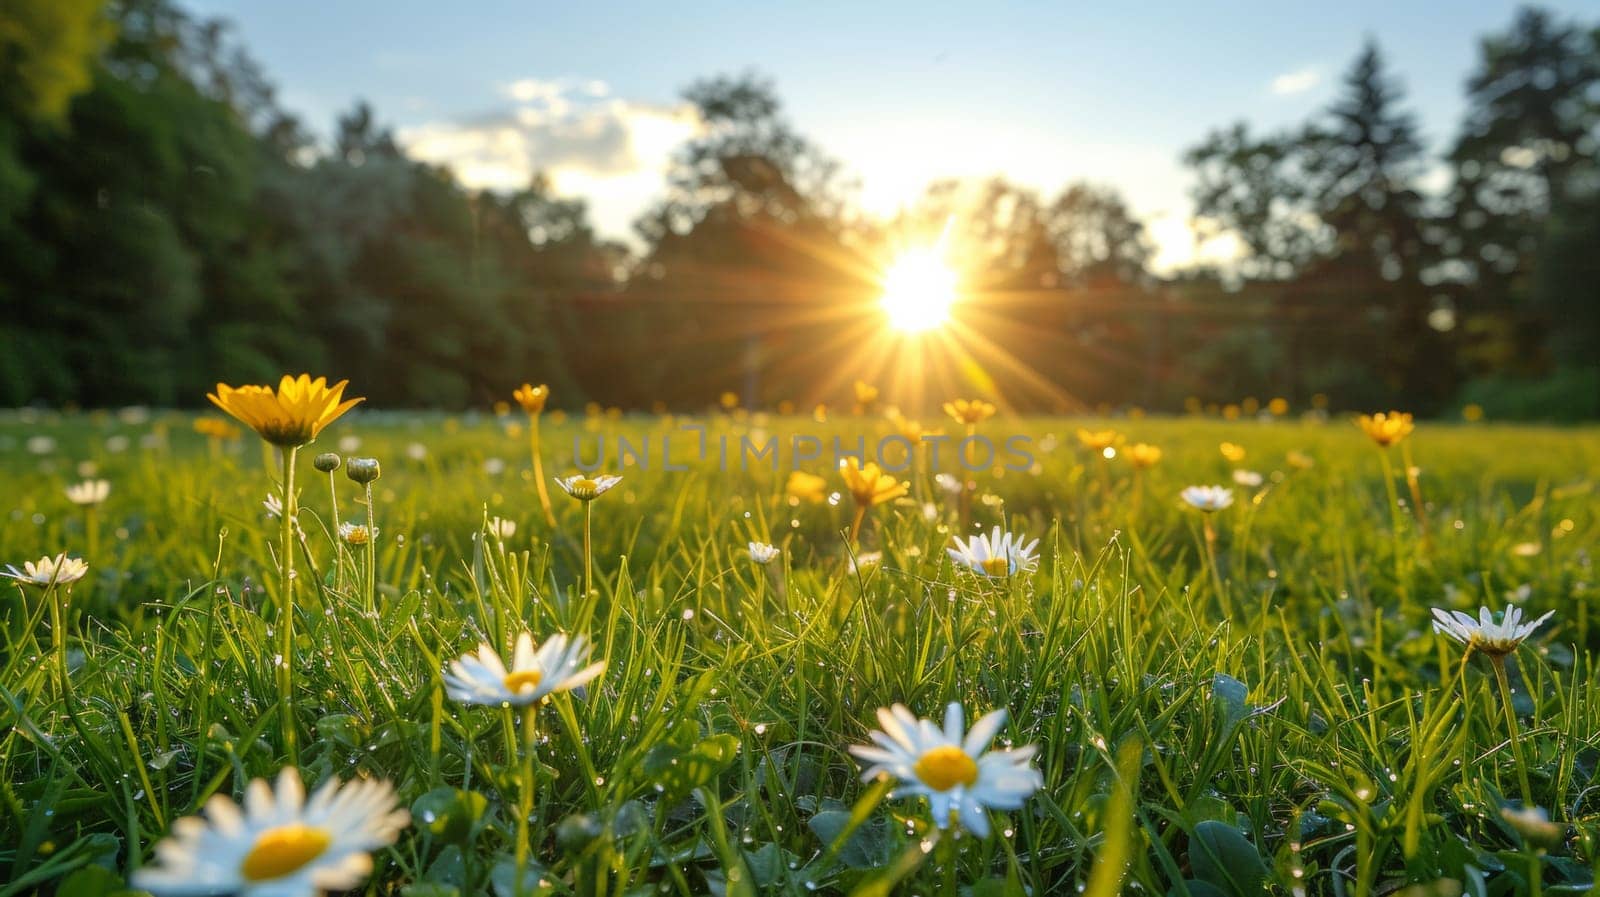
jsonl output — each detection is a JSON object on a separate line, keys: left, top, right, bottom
{"left": 1270, "top": 67, "right": 1321, "bottom": 96}
{"left": 397, "top": 79, "right": 702, "bottom": 234}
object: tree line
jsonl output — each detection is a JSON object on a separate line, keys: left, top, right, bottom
{"left": 1, "top": 0, "right": 1596, "bottom": 417}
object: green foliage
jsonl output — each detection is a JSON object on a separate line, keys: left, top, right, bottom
{"left": 0, "top": 0, "right": 1598, "bottom": 414}
{"left": 0, "top": 0, "right": 111, "bottom": 124}
{"left": 2, "top": 410, "right": 1599, "bottom": 895}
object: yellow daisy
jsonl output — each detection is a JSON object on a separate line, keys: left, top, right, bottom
{"left": 943, "top": 398, "right": 996, "bottom": 426}
{"left": 208, "top": 375, "right": 362, "bottom": 447}
{"left": 840, "top": 458, "right": 909, "bottom": 509}
{"left": 512, "top": 383, "right": 548, "bottom": 415}
{"left": 1358, "top": 411, "right": 1414, "bottom": 447}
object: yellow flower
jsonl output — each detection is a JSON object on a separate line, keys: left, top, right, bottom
{"left": 1126, "top": 443, "right": 1162, "bottom": 469}
{"left": 493, "top": 400, "right": 511, "bottom": 416}
{"left": 853, "top": 380, "right": 879, "bottom": 413}
{"left": 192, "top": 417, "right": 240, "bottom": 440}
{"left": 1462, "top": 403, "right": 1484, "bottom": 422}
{"left": 1219, "top": 442, "right": 1246, "bottom": 463}
{"left": 1287, "top": 450, "right": 1315, "bottom": 470}
{"left": 1268, "top": 397, "right": 1290, "bottom": 416}
{"left": 720, "top": 391, "right": 740, "bottom": 410}
{"left": 1076, "top": 428, "right": 1119, "bottom": 452}
{"left": 943, "top": 398, "right": 996, "bottom": 426}
{"left": 1222, "top": 404, "right": 1241, "bottom": 420}
{"left": 513, "top": 383, "right": 548, "bottom": 415}
{"left": 786, "top": 471, "right": 828, "bottom": 503}
{"left": 207, "top": 375, "right": 362, "bottom": 447}
{"left": 1358, "top": 411, "right": 1415, "bottom": 447}
{"left": 839, "top": 458, "right": 909, "bottom": 508}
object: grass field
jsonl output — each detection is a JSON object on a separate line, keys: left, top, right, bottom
{"left": 3, "top": 406, "right": 1599, "bottom": 896}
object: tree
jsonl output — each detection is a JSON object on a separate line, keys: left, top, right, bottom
{"left": 628, "top": 73, "right": 865, "bottom": 408}
{"left": 1185, "top": 123, "right": 1326, "bottom": 280}
{"left": 1446, "top": 7, "right": 1600, "bottom": 379}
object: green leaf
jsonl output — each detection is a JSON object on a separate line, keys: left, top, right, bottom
{"left": 491, "top": 856, "right": 555, "bottom": 897}
{"left": 809, "top": 810, "right": 893, "bottom": 870}
{"left": 644, "top": 732, "right": 740, "bottom": 803}
{"left": 1211, "top": 673, "right": 1249, "bottom": 733}
{"left": 57, "top": 867, "right": 126, "bottom": 897}
{"left": 741, "top": 842, "right": 794, "bottom": 886}
{"left": 1167, "top": 882, "right": 1231, "bottom": 897}
{"left": 1189, "top": 821, "right": 1267, "bottom": 897}
{"left": 411, "top": 788, "right": 489, "bottom": 844}
{"left": 402, "top": 885, "right": 462, "bottom": 897}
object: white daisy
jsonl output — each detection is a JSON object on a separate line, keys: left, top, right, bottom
{"left": 65, "top": 479, "right": 111, "bottom": 506}
{"left": 338, "top": 523, "right": 377, "bottom": 546}
{"left": 849, "top": 703, "right": 1042, "bottom": 837}
{"left": 947, "top": 527, "right": 1040, "bottom": 578}
{"left": 1230, "top": 469, "right": 1264, "bottom": 488}
{"left": 4, "top": 554, "right": 89, "bottom": 586}
{"left": 444, "top": 632, "right": 606, "bottom": 707}
{"left": 554, "top": 474, "right": 622, "bottom": 502}
{"left": 488, "top": 516, "right": 517, "bottom": 540}
{"left": 263, "top": 493, "right": 285, "bottom": 519}
{"left": 1431, "top": 605, "right": 1554, "bottom": 657}
{"left": 132, "top": 767, "right": 409, "bottom": 897}
{"left": 747, "top": 541, "right": 781, "bottom": 565}
{"left": 1180, "top": 485, "right": 1235, "bottom": 512}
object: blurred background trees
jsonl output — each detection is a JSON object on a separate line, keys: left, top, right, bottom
{"left": 0, "top": 0, "right": 1596, "bottom": 417}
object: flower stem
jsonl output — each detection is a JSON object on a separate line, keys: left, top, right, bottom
{"left": 940, "top": 827, "right": 958, "bottom": 895}
{"left": 328, "top": 471, "right": 344, "bottom": 589}
{"left": 364, "top": 482, "right": 378, "bottom": 613}
{"left": 531, "top": 416, "right": 555, "bottom": 527}
{"left": 583, "top": 501, "right": 594, "bottom": 602}
{"left": 1203, "top": 516, "right": 1226, "bottom": 613}
{"left": 515, "top": 703, "right": 538, "bottom": 897}
{"left": 1400, "top": 441, "right": 1429, "bottom": 543}
{"left": 849, "top": 504, "right": 867, "bottom": 546}
{"left": 84, "top": 508, "right": 98, "bottom": 565}
{"left": 47, "top": 581, "right": 70, "bottom": 699}
{"left": 1377, "top": 449, "right": 1409, "bottom": 608}
{"left": 279, "top": 445, "right": 299, "bottom": 766}
{"left": 1491, "top": 655, "right": 1535, "bottom": 803}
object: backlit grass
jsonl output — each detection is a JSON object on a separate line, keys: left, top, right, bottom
{"left": 2, "top": 409, "right": 1598, "bottom": 896}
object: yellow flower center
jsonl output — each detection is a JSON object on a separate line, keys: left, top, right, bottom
{"left": 913, "top": 745, "right": 978, "bottom": 791}
{"left": 239, "top": 823, "right": 332, "bottom": 881}
{"left": 503, "top": 670, "right": 544, "bottom": 695}
{"left": 981, "top": 556, "right": 1011, "bottom": 577}
{"left": 568, "top": 478, "right": 599, "bottom": 500}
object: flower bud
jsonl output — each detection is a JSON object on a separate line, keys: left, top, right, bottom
{"left": 313, "top": 452, "right": 342, "bottom": 473}
{"left": 346, "top": 457, "right": 381, "bottom": 484}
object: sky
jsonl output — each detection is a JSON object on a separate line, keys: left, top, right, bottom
{"left": 182, "top": 1, "right": 1597, "bottom": 272}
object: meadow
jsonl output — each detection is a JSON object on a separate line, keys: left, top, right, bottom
{"left": 2, "top": 399, "right": 1598, "bottom": 896}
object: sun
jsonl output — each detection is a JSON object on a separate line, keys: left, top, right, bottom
{"left": 879, "top": 248, "right": 959, "bottom": 333}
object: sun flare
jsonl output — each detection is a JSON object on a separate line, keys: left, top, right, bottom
{"left": 879, "top": 249, "right": 959, "bottom": 333}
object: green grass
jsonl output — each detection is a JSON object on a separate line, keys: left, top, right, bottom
{"left": 3, "top": 408, "right": 1599, "bottom": 896}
